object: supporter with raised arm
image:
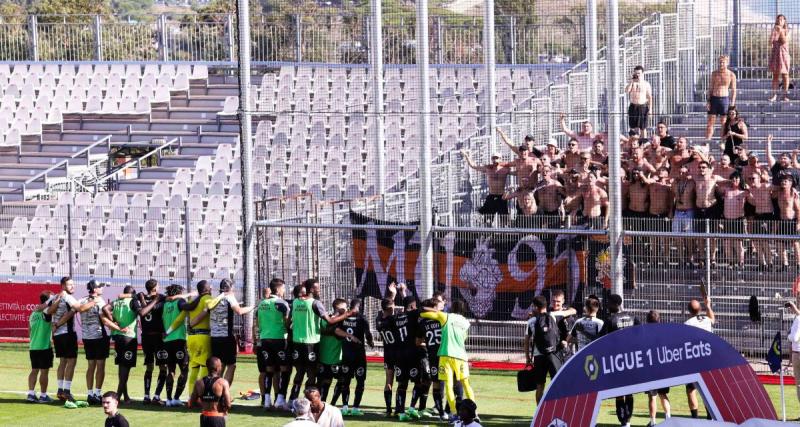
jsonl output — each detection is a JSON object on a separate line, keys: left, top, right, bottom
{"left": 496, "top": 128, "right": 534, "bottom": 155}
{"left": 775, "top": 176, "right": 800, "bottom": 270}
{"left": 746, "top": 171, "right": 776, "bottom": 268}
{"left": 685, "top": 296, "right": 715, "bottom": 419}
{"left": 461, "top": 149, "right": 511, "bottom": 222}
{"left": 672, "top": 167, "right": 697, "bottom": 265}
{"left": 767, "top": 134, "right": 800, "bottom": 188}
{"left": 560, "top": 113, "right": 597, "bottom": 151}
{"left": 705, "top": 55, "right": 737, "bottom": 141}
{"left": 644, "top": 168, "right": 674, "bottom": 261}
{"left": 625, "top": 65, "right": 653, "bottom": 138}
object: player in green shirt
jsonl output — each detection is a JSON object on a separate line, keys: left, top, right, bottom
{"left": 27, "top": 290, "right": 55, "bottom": 403}
{"left": 162, "top": 284, "right": 195, "bottom": 407}
{"left": 318, "top": 298, "right": 361, "bottom": 402}
{"left": 420, "top": 300, "right": 475, "bottom": 423}
{"left": 253, "top": 278, "right": 291, "bottom": 409}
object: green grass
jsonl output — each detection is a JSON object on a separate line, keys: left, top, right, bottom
{"left": 0, "top": 343, "right": 796, "bottom": 426}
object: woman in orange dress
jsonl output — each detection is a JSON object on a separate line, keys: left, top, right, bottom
{"left": 768, "top": 14, "right": 791, "bottom": 102}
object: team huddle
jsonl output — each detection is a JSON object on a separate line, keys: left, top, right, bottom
{"left": 26, "top": 276, "right": 478, "bottom": 426}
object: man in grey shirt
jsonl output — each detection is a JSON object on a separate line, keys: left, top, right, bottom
{"left": 47, "top": 276, "right": 96, "bottom": 402}
{"left": 79, "top": 280, "right": 111, "bottom": 405}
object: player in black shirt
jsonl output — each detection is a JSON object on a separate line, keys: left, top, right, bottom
{"left": 602, "top": 294, "right": 641, "bottom": 427}
{"left": 392, "top": 296, "right": 423, "bottom": 420}
{"left": 136, "top": 279, "right": 168, "bottom": 404}
{"left": 376, "top": 297, "right": 399, "bottom": 417}
{"left": 414, "top": 297, "right": 444, "bottom": 418}
{"left": 330, "top": 298, "right": 373, "bottom": 416}
{"left": 102, "top": 391, "right": 129, "bottom": 427}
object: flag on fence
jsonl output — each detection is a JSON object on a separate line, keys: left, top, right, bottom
{"left": 767, "top": 331, "right": 783, "bottom": 374}
{"left": 350, "top": 211, "right": 591, "bottom": 320}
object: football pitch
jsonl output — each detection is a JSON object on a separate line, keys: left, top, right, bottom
{"left": 0, "top": 343, "right": 796, "bottom": 426}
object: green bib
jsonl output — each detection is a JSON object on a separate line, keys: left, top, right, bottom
{"left": 319, "top": 319, "right": 342, "bottom": 365}
{"left": 29, "top": 311, "right": 51, "bottom": 350}
{"left": 291, "top": 298, "right": 321, "bottom": 344}
{"left": 162, "top": 300, "right": 186, "bottom": 342}
{"left": 439, "top": 313, "right": 470, "bottom": 361}
{"left": 257, "top": 298, "right": 288, "bottom": 340}
{"left": 111, "top": 298, "right": 138, "bottom": 338}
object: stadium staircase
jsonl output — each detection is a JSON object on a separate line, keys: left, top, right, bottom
{"left": 625, "top": 78, "right": 800, "bottom": 357}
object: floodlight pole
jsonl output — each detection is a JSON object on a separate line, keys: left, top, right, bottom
{"left": 416, "top": 0, "right": 434, "bottom": 300}
{"left": 370, "top": 0, "right": 386, "bottom": 216}
{"left": 483, "top": 0, "right": 497, "bottom": 154}
{"left": 236, "top": 0, "right": 256, "bottom": 348}
{"left": 606, "top": 0, "right": 624, "bottom": 295}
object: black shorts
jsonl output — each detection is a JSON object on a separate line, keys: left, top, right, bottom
{"left": 30, "top": 348, "right": 54, "bottom": 369}
{"left": 318, "top": 363, "right": 341, "bottom": 380}
{"left": 647, "top": 387, "right": 670, "bottom": 397}
{"left": 708, "top": 96, "right": 729, "bottom": 116}
{"left": 383, "top": 350, "right": 397, "bottom": 372}
{"left": 533, "top": 353, "right": 562, "bottom": 385}
{"left": 628, "top": 103, "right": 649, "bottom": 130}
{"left": 200, "top": 414, "right": 226, "bottom": 427}
{"left": 164, "top": 339, "right": 188, "bottom": 366}
{"left": 695, "top": 205, "right": 720, "bottom": 221}
{"left": 393, "top": 348, "right": 420, "bottom": 382}
{"left": 292, "top": 343, "right": 319, "bottom": 367}
{"left": 142, "top": 334, "right": 167, "bottom": 365}
{"left": 113, "top": 335, "right": 138, "bottom": 368}
{"left": 258, "top": 339, "right": 289, "bottom": 371}
{"left": 83, "top": 337, "right": 110, "bottom": 360}
{"left": 428, "top": 354, "right": 440, "bottom": 378}
{"left": 53, "top": 332, "right": 78, "bottom": 359}
{"left": 478, "top": 194, "right": 508, "bottom": 216}
{"left": 211, "top": 336, "right": 238, "bottom": 366}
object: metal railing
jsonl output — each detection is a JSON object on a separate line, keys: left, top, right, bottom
{"left": 93, "top": 137, "right": 181, "bottom": 193}
{"left": 0, "top": 13, "right": 588, "bottom": 64}
{"left": 21, "top": 135, "right": 113, "bottom": 200}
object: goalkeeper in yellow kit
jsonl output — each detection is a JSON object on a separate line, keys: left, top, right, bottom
{"left": 165, "top": 280, "right": 213, "bottom": 388}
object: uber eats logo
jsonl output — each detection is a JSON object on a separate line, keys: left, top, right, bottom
{"left": 584, "top": 355, "right": 599, "bottom": 381}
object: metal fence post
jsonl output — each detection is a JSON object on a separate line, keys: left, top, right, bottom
{"left": 184, "top": 203, "right": 193, "bottom": 288}
{"left": 436, "top": 16, "right": 444, "bottom": 64}
{"left": 731, "top": 0, "right": 741, "bottom": 68}
{"left": 705, "top": 218, "right": 712, "bottom": 295}
{"left": 67, "top": 204, "right": 74, "bottom": 278}
{"left": 227, "top": 14, "right": 236, "bottom": 62}
{"left": 28, "top": 15, "right": 39, "bottom": 61}
{"left": 160, "top": 15, "right": 169, "bottom": 62}
{"left": 94, "top": 15, "right": 103, "bottom": 61}
{"left": 295, "top": 14, "right": 302, "bottom": 62}
{"left": 509, "top": 15, "right": 517, "bottom": 65}
{"left": 606, "top": 0, "right": 624, "bottom": 295}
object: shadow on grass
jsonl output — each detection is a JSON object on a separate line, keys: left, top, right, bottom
{"left": 0, "top": 398, "right": 531, "bottom": 425}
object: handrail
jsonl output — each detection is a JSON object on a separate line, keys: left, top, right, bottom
{"left": 21, "top": 134, "right": 113, "bottom": 199}
{"left": 92, "top": 137, "right": 181, "bottom": 191}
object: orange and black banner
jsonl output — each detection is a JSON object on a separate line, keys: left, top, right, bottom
{"left": 351, "top": 211, "right": 607, "bottom": 320}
